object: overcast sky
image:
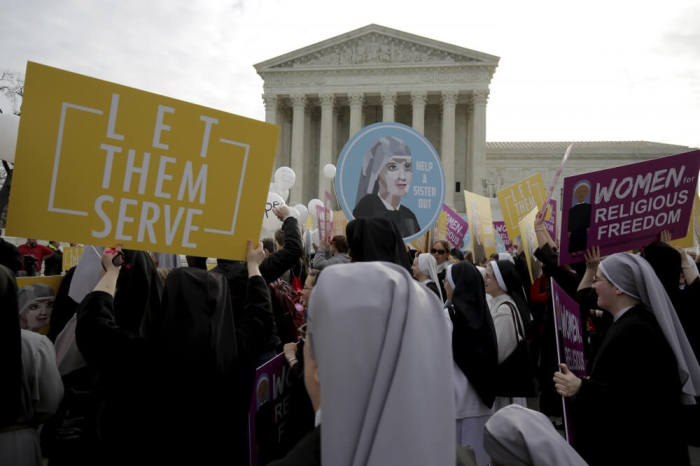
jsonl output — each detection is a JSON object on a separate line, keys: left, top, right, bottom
{"left": 2, "top": 0, "right": 699, "bottom": 147}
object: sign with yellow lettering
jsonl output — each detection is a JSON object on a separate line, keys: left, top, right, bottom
{"left": 497, "top": 173, "right": 547, "bottom": 243}
{"left": 7, "top": 63, "right": 279, "bottom": 260}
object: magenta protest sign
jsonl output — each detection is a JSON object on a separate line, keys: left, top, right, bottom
{"left": 247, "top": 353, "right": 293, "bottom": 466}
{"left": 493, "top": 221, "right": 512, "bottom": 251}
{"left": 559, "top": 150, "right": 699, "bottom": 265}
{"left": 443, "top": 204, "right": 468, "bottom": 249}
{"left": 544, "top": 199, "right": 558, "bottom": 244}
{"left": 551, "top": 278, "right": 586, "bottom": 444}
{"left": 551, "top": 280, "right": 586, "bottom": 378}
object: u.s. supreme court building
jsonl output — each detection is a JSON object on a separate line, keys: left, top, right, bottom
{"left": 255, "top": 24, "right": 693, "bottom": 215}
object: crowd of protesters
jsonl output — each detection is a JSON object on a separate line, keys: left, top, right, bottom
{"left": 2, "top": 201, "right": 700, "bottom": 466}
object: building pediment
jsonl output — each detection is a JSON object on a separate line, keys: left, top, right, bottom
{"left": 255, "top": 24, "right": 499, "bottom": 72}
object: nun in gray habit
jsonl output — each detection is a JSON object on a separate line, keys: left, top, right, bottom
{"left": 484, "top": 404, "right": 586, "bottom": 466}
{"left": 270, "top": 261, "right": 455, "bottom": 466}
{"left": 553, "top": 252, "right": 700, "bottom": 465}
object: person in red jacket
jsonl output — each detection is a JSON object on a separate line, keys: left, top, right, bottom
{"left": 18, "top": 239, "right": 54, "bottom": 276}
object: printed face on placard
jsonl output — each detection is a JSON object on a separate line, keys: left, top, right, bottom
{"left": 335, "top": 123, "right": 445, "bottom": 242}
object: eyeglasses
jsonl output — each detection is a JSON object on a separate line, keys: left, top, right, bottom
{"left": 431, "top": 249, "right": 447, "bottom": 255}
{"left": 298, "top": 323, "right": 308, "bottom": 342}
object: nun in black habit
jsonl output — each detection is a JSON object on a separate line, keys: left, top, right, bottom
{"left": 444, "top": 261, "right": 499, "bottom": 466}
{"left": 553, "top": 253, "right": 700, "bottom": 465}
{"left": 76, "top": 243, "right": 273, "bottom": 465}
{"left": 345, "top": 217, "right": 412, "bottom": 271}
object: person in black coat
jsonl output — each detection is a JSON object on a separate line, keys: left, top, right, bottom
{"left": 554, "top": 253, "right": 700, "bottom": 465}
{"left": 214, "top": 205, "right": 302, "bottom": 360}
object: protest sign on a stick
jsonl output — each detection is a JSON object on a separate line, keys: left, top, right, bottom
{"left": 551, "top": 279, "right": 586, "bottom": 444}
{"left": 559, "top": 150, "right": 699, "bottom": 265}
{"left": 497, "top": 173, "right": 547, "bottom": 243}
{"left": 464, "top": 190, "right": 496, "bottom": 264}
{"left": 518, "top": 208, "right": 541, "bottom": 284}
{"left": 493, "top": 221, "right": 512, "bottom": 252}
{"left": 6, "top": 62, "right": 279, "bottom": 260}
{"left": 247, "top": 353, "right": 293, "bottom": 466}
{"left": 442, "top": 204, "right": 468, "bottom": 250}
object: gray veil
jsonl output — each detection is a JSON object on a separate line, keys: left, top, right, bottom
{"left": 354, "top": 136, "right": 411, "bottom": 207}
{"left": 599, "top": 252, "right": 700, "bottom": 404}
{"left": 307, "top": 261, "right": 455, "bottom": 466}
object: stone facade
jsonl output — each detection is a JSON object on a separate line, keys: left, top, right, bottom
{"left": 256, "top": 25, "right": 696, "bottom": 215}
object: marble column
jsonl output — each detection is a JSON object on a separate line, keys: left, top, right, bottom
{"left": 381, "top": 91, "right": 396, "bottom": 122}
{"left": 290, "top": 94, "right": 306, "bottom": 203}
{"left": 441, "top": 90, "right": 457, "bottom": 207}
{"left": 349, "top": 93, "right": 364, "bottom": 137}
{"left": 262, "top": 93, "right": 278, "bottom": 124}
{"left": 410, "top": 91, "right": 427, "bottom": 134}
{"left": 319, "top": 94, "right": 334, "bottom": 199}
{"left": 262, "top": 93, "right": 281, "bottom": 168}
{"left": 469, "top": 90, "right": 488, "bottom": 196}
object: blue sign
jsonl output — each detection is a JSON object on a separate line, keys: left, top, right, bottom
{"left": 335, "top": 122, "right": 445, "bottom": 242}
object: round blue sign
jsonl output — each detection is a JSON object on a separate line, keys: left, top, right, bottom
{"left": 335, "top": 122, "right": 445, "bottom": 242}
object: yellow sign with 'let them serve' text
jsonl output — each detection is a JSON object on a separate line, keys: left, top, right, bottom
{"left": 7, "top": 63, "right": 279, "bottom": 260}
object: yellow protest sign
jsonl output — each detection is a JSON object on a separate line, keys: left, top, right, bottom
{"left": 518, "top": 208, "right": 541, "bottom": 284}
{"left": 332, "top": 210, "right": 348, "bottom": 237}
{"left": 62, "top": 245, "right": 84, "bottom": 271}
{"left": 670, "top": 189, "right": 699, "bottom": 249}
{"left": 464, "top": 190, "right": 496, "bottom": 264}
{"left": 434, "top": 209, "right": 448, "bottom": 242}
{"left": 7, "top": 63, "right": 279, "bottom": 261}
{"left": 497, "top": 173, "right": 547, "bottom": 242}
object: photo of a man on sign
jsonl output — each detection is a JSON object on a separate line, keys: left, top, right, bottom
{"left": 353, "top": 136, "right": 420, "bottom": 237}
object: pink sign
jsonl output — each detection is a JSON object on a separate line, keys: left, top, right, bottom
{"left": 324, "top": 191, "right": 333, "bottom": 242}
{"left": 559, "top": 150, "right": 700, "bottom": 265}
{"left": 316, "top": 205, "right": 327, "bottom": 243}
{"left": 544, "top": 199, "right": 558, "bottom": 244}
{"left": 247, "top": 353, "right": 292, "bottom": 466}
{"left": 551, "top": 279, "right": 586, "bottom": 445}
{"left": 493, "top": 221, "right": 512, "bottom": 251}
{"left": 443, "top": 204, "right": 468, "bottom": 249}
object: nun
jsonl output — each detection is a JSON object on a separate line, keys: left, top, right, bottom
{"left": 553, "top": 252, "right": 700, "bottom": 465}
{"left": 270, "top": 261, "right": 455, "bottom": 466}
{"left": 485, "top": 260, "right": 535, "bottom": 408}
{"left": 352, "top": 137, "right": 420, "bottom": 238}
{"left": 444, "top": 262, "right": 499, "bottom": 465}
{"left": 484, "top": 404, "right": 586, "bottom": 466}
{"left": 0, "top": 265, "right": 63, "bottom": 466}
{"left": 412, "top": 252, "right": 444, "bottom": 301}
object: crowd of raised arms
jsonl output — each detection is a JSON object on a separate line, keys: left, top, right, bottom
{"left": 1, "top": 205, "right": 699, "bottom": 466}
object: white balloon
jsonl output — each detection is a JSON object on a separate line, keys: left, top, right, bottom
{"left": 262, "top": 191, "right": 286, "bottom": 232}
{"left": 0, "top": 114, "right": 19, "bottom": 163}
{"left": 307, "top": 198, "right": 324, "bottom": 218}
{"left": 269, "top": 182, "right": 282, "bottom": 195}
{"left": 311, "top": 228, "right": 320, "bottom": 247}
{"left": 279, "top": 188, "right": 289, "bottom": 202}
{"left": 275, "top": 167, "right": 296, "bottom": 190}
{"left": 287, "top": 206, "right": 300, "bottom": 220}
{"left": 323, "top": 163, "right": 336, "bottom": 179}
{"left": 294, "top": 204, "right": 309, "bottom": 224}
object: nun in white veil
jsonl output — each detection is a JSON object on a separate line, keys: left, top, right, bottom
{"left": 272, "top": 261, "right": 456, "bottom": 466}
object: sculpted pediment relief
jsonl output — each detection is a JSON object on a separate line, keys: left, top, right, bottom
{"left": 270, "top": 32, "right": 482, "bottom": 69}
